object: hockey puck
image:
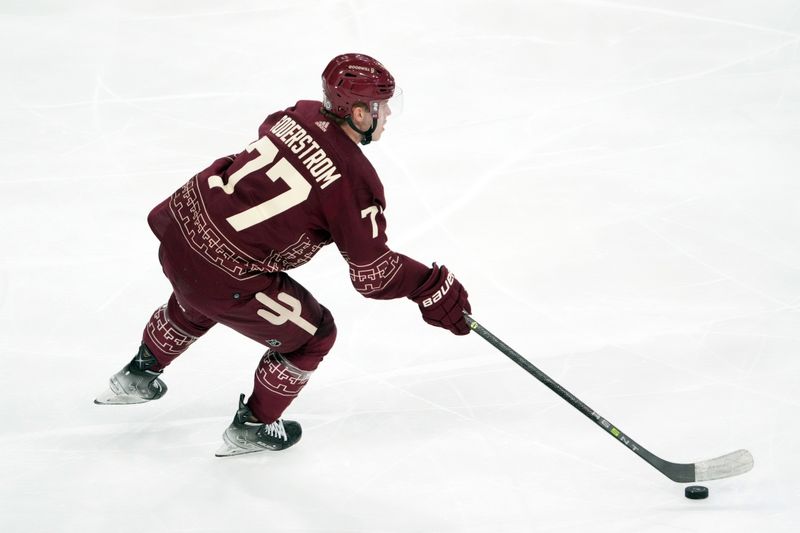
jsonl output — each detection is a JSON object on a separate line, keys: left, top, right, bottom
{"left": 684, "top": 486, "right": 709, "bottom": 500}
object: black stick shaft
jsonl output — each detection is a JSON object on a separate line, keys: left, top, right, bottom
{"left": 464, "top": 313, "right": 694, "bottom": 482}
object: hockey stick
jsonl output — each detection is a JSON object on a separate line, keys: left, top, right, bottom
{"left": 464, "top": 314, "right": 754, "bottom": 483}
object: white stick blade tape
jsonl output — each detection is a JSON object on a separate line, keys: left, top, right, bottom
{"left": 694, "top": 449, "right": 754, "bottom": 482}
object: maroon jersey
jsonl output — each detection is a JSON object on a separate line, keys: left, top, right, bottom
{"left": 148, "top": 100, "right": 430, "bottom": 300}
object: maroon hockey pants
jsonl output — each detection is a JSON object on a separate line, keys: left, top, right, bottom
{"left": 141, "top": 272, "right": 337, "bottom": 424}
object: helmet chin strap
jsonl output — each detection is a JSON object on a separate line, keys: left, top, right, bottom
{"left": 345, "top": 115, "right": 376, "bottom": 145}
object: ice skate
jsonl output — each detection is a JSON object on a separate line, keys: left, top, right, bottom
{"left": 94, "top": 344, "right": 168, "bottom": 405}
{"left": 215, "top": 394, "right": 302, "bottom": 457}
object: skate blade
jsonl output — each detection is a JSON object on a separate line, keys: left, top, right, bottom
{"left": 214, "top": 432, "right": 267, "bottom": 457}
{"left": 215, "top": 444, "right": 245, "bottom": 457}
{"left": 214, "top": 441, "right": 260, "bottom": 457}
{"left": 93, "top": 388, "right": 149, "bottom": 405}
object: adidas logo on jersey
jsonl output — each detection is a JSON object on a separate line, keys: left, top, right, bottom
{"left": 315, "top": 120, "right": 329, "bottom": 132}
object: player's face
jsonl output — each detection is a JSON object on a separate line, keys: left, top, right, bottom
{"left": 371, "top": 100, "right": 391, "bottom": 141}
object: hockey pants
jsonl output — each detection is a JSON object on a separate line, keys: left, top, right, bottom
{"left": 141, "top": 272, "right": 337, "bottom": 424}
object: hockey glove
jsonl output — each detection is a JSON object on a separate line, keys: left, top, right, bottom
{"left": 409, "top": 264, "right": 471, "bottom": 335}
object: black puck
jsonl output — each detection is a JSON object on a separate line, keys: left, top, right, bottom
{"left": 684, "top": 485, "right": 709, "bottom": 499}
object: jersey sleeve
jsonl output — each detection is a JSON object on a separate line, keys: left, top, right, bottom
{"left": 321, "top": 171, "right": 430, "bottom": 300}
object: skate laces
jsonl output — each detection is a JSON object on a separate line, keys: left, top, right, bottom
{"left": 262, "top": 419, "right": 288, "bottom": 441}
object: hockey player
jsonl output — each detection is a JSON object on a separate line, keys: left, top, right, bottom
{"left": 94, "top": 53, "right": 472, "bottom": 457}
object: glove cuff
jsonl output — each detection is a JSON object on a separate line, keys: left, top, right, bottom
{"left": 409, "top": 263, "right": 453, "bottom": 307}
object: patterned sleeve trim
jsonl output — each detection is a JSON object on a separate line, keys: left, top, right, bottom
{"left": 346, "top": 250, "right": 404, "bottom": 296}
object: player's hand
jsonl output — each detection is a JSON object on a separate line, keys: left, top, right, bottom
{"left": 409, "top": 264, "right": 471, "bottom": 335}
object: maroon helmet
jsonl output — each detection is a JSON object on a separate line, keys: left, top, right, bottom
{"left": 321, "top": 53, "right": 395, "bottom": 121}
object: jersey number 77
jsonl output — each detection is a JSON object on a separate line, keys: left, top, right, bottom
{"left": 207, "top": 136, "right": 312, "bottom": 232}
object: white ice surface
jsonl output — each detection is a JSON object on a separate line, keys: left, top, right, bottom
{"left": 1, "top": 1, "right": 799, "bottom": 532}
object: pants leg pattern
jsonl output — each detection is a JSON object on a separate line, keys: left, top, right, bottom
{"left": 142, "top": 294, "right": 216, "bottom": 370}
{"left": 247, "top": 305, "right": 337, "bottom": 423}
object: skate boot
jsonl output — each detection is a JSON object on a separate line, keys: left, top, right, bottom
{"left": 215, "top": 394, "right": 302, "bottom": 457}
{"left": 94, "top": 343, "right": 168, "bottom": 405}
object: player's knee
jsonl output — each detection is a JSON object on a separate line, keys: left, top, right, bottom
{"left": 166, "top": 295, "right": 215, "bottom": 337}
{"left": 317, "top": 306, "right": 337, "bottom": 349}
{"left": 308, "top": 306, "right": 337, "bottom": 358}
{"left": 287, "top": 307, "right": 336, "bottom": 370}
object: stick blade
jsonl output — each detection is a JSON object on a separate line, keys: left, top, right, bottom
{"left": 694, "top": 449, "right": 754, "bottom": 481}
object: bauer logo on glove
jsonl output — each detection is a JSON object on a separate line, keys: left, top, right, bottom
{"left": 409, "top": 264, "right": 472, "bottom": 336}
{"left": 421, "top": 270, "right": 456, "bottom": 308}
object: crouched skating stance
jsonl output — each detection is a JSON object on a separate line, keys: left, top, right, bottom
{"left": 95, "top": 53, "right": 471, "bottom": 457}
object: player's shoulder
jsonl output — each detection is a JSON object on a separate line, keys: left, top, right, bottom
{"left": 259, "top": 100, "right": 384, "bottom": 197}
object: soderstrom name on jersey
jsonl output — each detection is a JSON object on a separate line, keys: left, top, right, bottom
{"left": 270, "top": 115, "right": 341, "bottom": 189}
